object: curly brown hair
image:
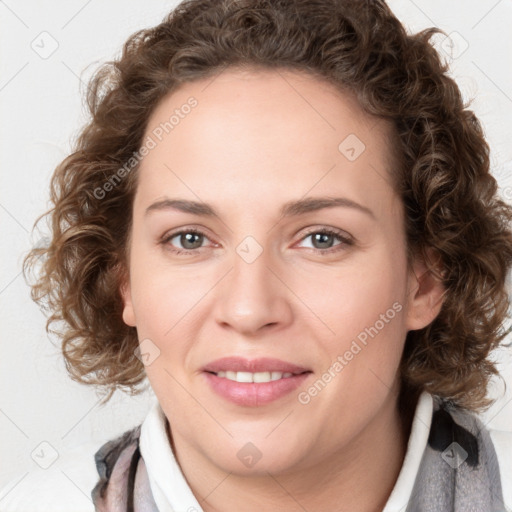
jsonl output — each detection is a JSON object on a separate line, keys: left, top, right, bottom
{"left": 24, "top": 0, "right": 512, "bottom": 410}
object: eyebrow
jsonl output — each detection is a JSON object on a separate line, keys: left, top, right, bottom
{"left": 145, "top": 196, "right": 375, "bottom": 219}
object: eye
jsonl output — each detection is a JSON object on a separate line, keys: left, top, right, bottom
{"left": 296, "top": 228, "right": 353, "bottom": 254}
{"left": 161, "top": 228, "right": 212, "bottom": 255}
{"left": 160, "top": 227, "right": 354, "bottom": 256}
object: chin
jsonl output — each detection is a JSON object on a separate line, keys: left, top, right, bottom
{"left": 201, "top": 434, "right": 311, "bottom": 476}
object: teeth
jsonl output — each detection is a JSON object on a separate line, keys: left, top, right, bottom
{"left": 215, "top": 371, "right": 295, "bottom": 383}
{"left": 236, "top": 371, "right": 253, "bottom": 383}
{"left": 254, "top": 371, "right": 271, "bottom": 383}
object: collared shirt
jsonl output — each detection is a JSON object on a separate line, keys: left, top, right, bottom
{"left": 1, "top": 392, "right": 511, "bottom": 511}
{"left": 113, "top": 392, "right": 511, "bottom": 511}
{"left": 138, "top": 393, "right": 436, "bottom": 511}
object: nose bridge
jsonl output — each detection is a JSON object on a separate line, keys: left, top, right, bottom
{"left": 213, "top": 235, "right": 293, "bottom": 334}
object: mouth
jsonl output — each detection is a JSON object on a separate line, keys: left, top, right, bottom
{"left": 208, "top": 370, "right": 306, "bottom": 383}
{"left": 201, "top": 357, "right": 313, "bottom": 406}
{"left": 202, "top": 356, "right": 311, "bottom": 374}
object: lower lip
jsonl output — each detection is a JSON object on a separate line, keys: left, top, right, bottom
{"left": 203, "top": 372, "right": 311, "bottom": 406}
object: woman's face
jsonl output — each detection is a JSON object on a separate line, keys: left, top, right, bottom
{"left": 121, "top": 68, "right": 442, "bottom": 476}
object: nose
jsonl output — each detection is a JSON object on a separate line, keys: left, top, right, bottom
{"left": 213, "top": 245, "right": 294, "bottom": 336}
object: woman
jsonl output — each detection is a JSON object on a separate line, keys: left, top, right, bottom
{"left": 22, "top": 0, "right": 512, "bottom": 510}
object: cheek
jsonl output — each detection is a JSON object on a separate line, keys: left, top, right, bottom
{"left": 301, "top": 246, "right": 409, "bottom": 400}
{"left": 127, "top": 256, "right": 212, "bottom": 379}
{"left": 302, "top": 251, "right": 407, "bottom": 341}
{"left": 127, "top": 246, "right": 203, "bottom": 336}
{"left": 299, "top": 265, "right": 407, "bottom": 423}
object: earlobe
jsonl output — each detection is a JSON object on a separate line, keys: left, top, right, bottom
{"left": 405, "top": 248, "right": 446, "bottom": 331}
{"left": 120, "top": 278, "right": 136, "bottom": 327}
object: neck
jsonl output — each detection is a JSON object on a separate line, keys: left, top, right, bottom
{"left": 169, "top": 385, "right": 414, "bottom": 512}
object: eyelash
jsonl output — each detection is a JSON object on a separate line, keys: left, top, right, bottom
{"left": 160, "top": 227, "right": 354, "bottom": 256}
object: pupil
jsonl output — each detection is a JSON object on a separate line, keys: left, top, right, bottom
{"left": 182, "top": 232, "right": 202, "bottom": 249}
{"left": 314, "top": 233, "right": 332, "bottom": 249}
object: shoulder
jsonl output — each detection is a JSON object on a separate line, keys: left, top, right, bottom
{"left": 402, "top": 396, "right": 512, "bottom": 511}
{"left": 91, "top": 425, "right": 142, "bottom": 507}
{"left": 488, "top": 426, "right": 512, "bottom": 510}
{"left": 431, "top": 400, "right": 512, "bottom": 510}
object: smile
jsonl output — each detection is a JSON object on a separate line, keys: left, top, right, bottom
{"left": 214, "top": 370, "right": 296, "bottom": 383}
{"left": 201, "top": 357, "right": 313, "bottom": 406}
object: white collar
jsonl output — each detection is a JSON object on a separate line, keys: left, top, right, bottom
{"left": 383, "top": 391, "right": 433, "bottom": 511}
{"left": 140, "top": 392, "right": 433, "bottom": 512}
{"left": 139, "top": 399, "right": 203, "bottom": 512}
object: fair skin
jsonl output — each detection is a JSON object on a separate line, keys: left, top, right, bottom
{"left": 121, "top": 68, "right": 444, "bottom": 512}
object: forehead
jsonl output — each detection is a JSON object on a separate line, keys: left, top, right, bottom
{"left": 135, "top": 67, "right": 399, "bottom": 217}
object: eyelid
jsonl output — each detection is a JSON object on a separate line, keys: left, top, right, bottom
{"left": 160, "top": 226, "right": 216, "bottom": 252}
{"left": 294, "top": 226, "right": 354, "bottom": 252}
{"left": 160, "top": 225, "right": 354, "bottom": 255}
{"left": 298, "top": 225, "right": 353, "bottom": 242}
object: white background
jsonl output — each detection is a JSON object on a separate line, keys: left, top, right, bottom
{"left": 1, "top": 0, "right": 511, "bottom": 507}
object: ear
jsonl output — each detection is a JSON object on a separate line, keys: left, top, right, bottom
{"left": 119, "top": 272, "right": 136, "bottom": 327}
{"left": 405, "top": 248, "right": 446, "bottom": 331}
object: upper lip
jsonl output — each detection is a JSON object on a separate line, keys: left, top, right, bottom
{"left": 202, "top": 357, "right": 311, "bottom": 374}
